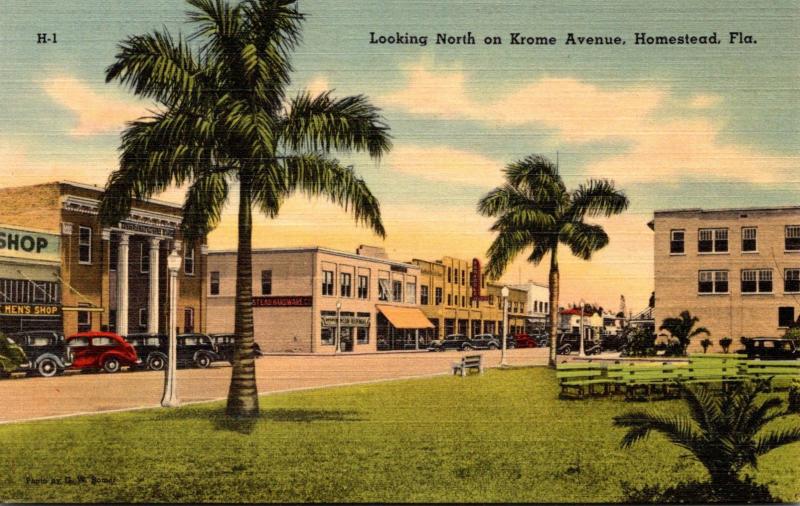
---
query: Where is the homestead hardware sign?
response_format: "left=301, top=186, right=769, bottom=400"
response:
left=0, top=226, right=60, bottom=263
left=252, top=296, right=313, bottom=307
left=0, top=304, right=60, bottom=316
left=321, top=315, right=370, bottom=327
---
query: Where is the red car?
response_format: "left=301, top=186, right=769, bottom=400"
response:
left=65, top=332, right=140, bottom=373
left=513, top=333, right=539, bottom=348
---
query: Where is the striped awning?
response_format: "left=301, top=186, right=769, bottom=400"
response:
left=376, top=305, right=434, bottom=329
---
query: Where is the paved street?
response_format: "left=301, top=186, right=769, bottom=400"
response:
left=0, top=348, right=548, bottom=423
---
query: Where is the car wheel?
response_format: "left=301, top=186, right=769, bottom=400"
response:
left=147, top=354, right=166, bottom=371
left=488, top=343, right=498, bottom=350
left=195, top=354, right=211, bottom=369
left=560, top=345, right=572, bottom=355
left=37, top=358, right=59, bottom=377
left=462, top=344, right=474, bottom=351
left=102, top=357, right=121, bottom=374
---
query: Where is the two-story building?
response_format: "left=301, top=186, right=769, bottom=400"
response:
left=205, top=245, right=433, bottom=353
left=0, top=181, right=207, bottom=336
left=651, top=206, right=800, bottom=351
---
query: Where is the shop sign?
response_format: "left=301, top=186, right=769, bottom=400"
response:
left=321, top=315, right=370, bottom=327
left=0, top=303, right=60, bottom=316
left=119, top=221, right=176, bottom=238
left=0, top=226, right=60, bottom=263
left=470, top=258, right=489, bottom=301
left=252, top=296, right=312, bottom=307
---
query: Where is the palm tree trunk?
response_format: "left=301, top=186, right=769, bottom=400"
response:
left=548, top=245, right=559, bottom=368
left=226, top=173, right=260, bottom=418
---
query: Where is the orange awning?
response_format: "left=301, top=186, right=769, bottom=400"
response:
left=376, top=305, right=434, bottom=329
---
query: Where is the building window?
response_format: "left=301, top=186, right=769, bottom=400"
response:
left=392, top=280, right=403, bottom=302
left=698, top=228, right=728, bottom=253
left=670, top=229, right=685, bottom=254
left=209, top=271, right=220, bottom=295
left=322, top=270, right=334, bottom=296
left=184, top=246, right=194, bottom=275
left=461, top=295, right=465, bottom=307
left=741, top=269, right=772, bottom=294
left=357, top=312, right=370, bottom=344
left=184, top=307, right=194, bottom=332
left=698, top=270, right=728, bottom=294
left=357, top=275, right=369, bottom=299
left=785, top=269, right=800, bottom=293
left=779, top=306, right=795, bottom=327
left=261, top=270, right=272, bottom=295
left=78, top=226, right=92, bottom=264
left=340, top=272, right=352, bottom=298
left=321, top=310, right=336, bottom=345
left=786, top=226, right=800, bottom=251
left=488, top=295, right=495, bottom=306
left=140, top=243, right=149, bottom=273
left=447, top=267, right=452, bottom=283
left=742, top=227, right=757, bottom=252
left=435, top=287, right=442, bottom=305
left=405, top=282, right=416, bottom=304
left=461, top=270, right=465, bottom=285
left=420, top=285, right=429, bottom=305
left=78, top=304, right=91, bottom=332
left=378, top=279, right=390, bottom=301
left=544, top=302, right=549, bottom=313
left=447, top=293, right=452, bottom=306
left=139, top=308, right=147, bottom=328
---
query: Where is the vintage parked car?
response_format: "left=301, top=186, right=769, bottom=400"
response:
left=209, top=333, right=263, bottom=362
left=177, top=333, right=227, bottom=368
left=127, top=332, right=227, bottom=370
left=428, top=333, right=500, bottom=351
left=743, top=338, right=800, bottom=360
left=0, top=333, right=28, bottom=377
left=556, top=333, right=602, bottom=355
left=65, top=332, right=140, bottom=373
left=7, top=330, right=69, bottom=377
left=512, top=333, right=539, bottom=349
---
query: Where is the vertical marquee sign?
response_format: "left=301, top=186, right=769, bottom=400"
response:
left=470, top=258, right=488, bottom=302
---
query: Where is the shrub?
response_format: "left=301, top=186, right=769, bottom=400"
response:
left=659, top=310, right=709, bottom=354
left=700, top=338, right=712, bottom=353
left=783, top=326, right=800, bottom=341
left=621, top=327, right=655, bottom=357
left=790, top=380, right=800, bottom=414
left=719, top=336, right=733, bottom=353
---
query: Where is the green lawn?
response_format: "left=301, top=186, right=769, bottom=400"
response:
left=0, top=367, right=798, bottom=503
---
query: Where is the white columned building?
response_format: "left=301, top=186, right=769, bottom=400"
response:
left=148, top=237, right=161, bottom=333
left=116, top=231, right=131, bottom=336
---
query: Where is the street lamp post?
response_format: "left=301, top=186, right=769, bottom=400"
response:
left=501, top=286, right=509, bottom=367
left=578, top=298, right=586, bottom=358
left=335, top=300, right=342, bottom=354
left=161, top=248, right=182, bottom=407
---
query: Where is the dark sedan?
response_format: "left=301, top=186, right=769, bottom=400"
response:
left=209, top=333, right=263, bottom=362
left=428, top=334, right=500, bottom=351
left=126, top=332, right=225, bottom=370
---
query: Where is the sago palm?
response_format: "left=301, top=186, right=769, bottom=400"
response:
left=614, top=380, right=800, bottom=489
left=659, top=310, right=709, bottom=354
left=97, top=0, right=391, bottom=418
left=478, top=155, right=628, bottom=366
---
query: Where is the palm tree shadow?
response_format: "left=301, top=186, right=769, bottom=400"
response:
left=211, top=408, right=363, bottom=434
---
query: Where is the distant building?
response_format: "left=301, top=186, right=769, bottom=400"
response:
left=650, top=205, right=800, bottom=351
left=509, top=281, right=550, bottom=331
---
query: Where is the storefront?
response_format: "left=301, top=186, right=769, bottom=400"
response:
left=0, top=225, right=62, bottom=335
left=375, top=304, right=435, bottom=350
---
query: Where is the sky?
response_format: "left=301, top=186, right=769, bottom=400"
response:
left=1, top=0, right=798, bottom=312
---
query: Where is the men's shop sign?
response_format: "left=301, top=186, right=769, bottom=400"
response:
left=0, top=226, right=60, bottom=263
left=252, top=296, right=312, bottom=307
left=0, top=304, right=60, bottom=316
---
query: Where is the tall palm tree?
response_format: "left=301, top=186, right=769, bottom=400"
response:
left=478, top=155, right=628, bottom=366
left=614, top=380, right=800, bottom=495
left=659, top=310, right=709, bottom=354
left=97, top=0, right=391, bottom=418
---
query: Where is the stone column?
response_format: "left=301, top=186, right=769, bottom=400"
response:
left=117, top=232, right=130, bottom=336
left=147, top=237, right=161, bottom=333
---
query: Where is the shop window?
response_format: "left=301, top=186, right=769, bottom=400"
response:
left=357, top=275, right=369, bottom=299
left=378, top=279, right=390, bottom=301
left=78, top=304, right=91, bottom=332
left=420, top=285, right=429, bottom=305
left=670, top=229, right=685, bottom=254
left=785, top=269, right=800, bottom=293
left=322, top=270, right=334, bottom=296
left=779, top=306, right=795, bottom=327
left=786, top=226, right=800, bottom=251
left=435, top=287, right=442, bottom=305
left=698, top=270, right=728, bottom=294
left=357, top=312, right=370, bottom=344
left=698, top=228, right=728, bottom=253
left=140, top=243, right=149, bottom=273
left=741, top=269, right=772, bottom=294
left=392, top=280, right=403, bottom=302
left=78, top=226, right=92, bottom=264
left=741, top=227, right=757, bottom=252
left=321, top=310, right=336, bottom=345
left=340, top=272, right=352, bottom=298
left=184, top=307, right=194, bottom=332
left=261, top=270, right=272, bottom=295
left=210, top=271, right=220, bottom=295
left=184, top=246, right=194, bottom=275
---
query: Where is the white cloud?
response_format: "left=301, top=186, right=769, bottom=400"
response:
left=41, top=75, right=150, bottom=136
left=381, top=62, right=797, bottom=185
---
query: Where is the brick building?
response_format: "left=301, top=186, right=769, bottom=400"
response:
left=0, top=181, right=207, bottom=336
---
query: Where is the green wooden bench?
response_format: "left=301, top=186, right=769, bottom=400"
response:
left=740, top=360, right=800, bottom=389
left=617, top=364, right=683, bottom=400
left=556, top=362, right=612, bottom=398
left=452, top=354, right=482, bottom=377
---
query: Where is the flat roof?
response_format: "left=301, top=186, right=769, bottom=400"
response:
left=208, top=246, right=419, bottom=270
left=58, top=181, right=184, bottom=210
left=654, top=204, right=800, bottom=215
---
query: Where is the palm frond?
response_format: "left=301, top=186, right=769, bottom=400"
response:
left=181, top=171, right=230, bottom=242
left=559, top=221, right=609, bottom=260
left=753, top=426, right=800, bottom=456
left=503, top=155, right=566, bottom=210
left=613, top=410, right=702, bottom=451
left=484, top=229, right=535, bottom=279
left=477, top=184, right=536, bottom=218
left=489, top=208, right=556, bottom=234
left=569, top=178, right=629, bottom=219
left=282, top=92, right=392, bottom=159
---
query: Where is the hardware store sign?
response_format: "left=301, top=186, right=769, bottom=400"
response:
left=0, top=226, right=60, bottom=263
